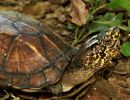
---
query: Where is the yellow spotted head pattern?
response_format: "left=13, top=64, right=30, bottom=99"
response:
left=82, top=27, right=120, bottom=71
left=98, top=27, right=120, bottom=57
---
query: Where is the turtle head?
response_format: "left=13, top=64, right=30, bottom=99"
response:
left=83, top=27, right=120, bottom=57
left=97, top=27, right=120, bottom=57
left=83, top=27, right=120, bottom=49
left=98, top=27, right=120, bottom=46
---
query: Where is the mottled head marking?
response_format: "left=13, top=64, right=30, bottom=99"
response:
left=99, top=27, right=120, bottom=46
left=98, top=27, right=120, bottom=57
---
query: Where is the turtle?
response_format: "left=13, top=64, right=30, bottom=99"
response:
left=0, top=11, right=120, bottom=98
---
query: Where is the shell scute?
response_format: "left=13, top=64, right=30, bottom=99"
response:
left=0, top=11, right=42, bottom=34
left=44, top=66, right=61, bottom=84
left=14, top=21, right=39, bottom=34
left=29, top=73, right=47, bottom=88
left=41, top=35, right=62, bottom=61
left=12, top=74, right=28, bottom=88
left=0, top=33, right=13, bottom=67
left=7, top=35, right=49, bottom=74
left=0, top=11, right=70, bottom=89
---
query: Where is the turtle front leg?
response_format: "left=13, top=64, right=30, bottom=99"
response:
left=52, top=77, right=96, bottom=100
left=47, top=83, right=63, bottom=95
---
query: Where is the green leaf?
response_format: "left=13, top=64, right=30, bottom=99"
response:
left=127, top=19, right=130, bottom=32
left=103, top=13, right=121, bottom=24
left=94, top=13, right=123, bottom=26
left=107, top=0, right=130, bottom=11
left=88, top=13, right=123, bottom=34
left=124, top=19, right=130, bottom=32
left=88, top=22, right=108, bottom=34
left=121, top=42, right=130, bottom=57
left=128, top=19, right=130, bottom=27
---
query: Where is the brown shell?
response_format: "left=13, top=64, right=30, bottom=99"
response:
left=0, top=11, right=72, bottom=89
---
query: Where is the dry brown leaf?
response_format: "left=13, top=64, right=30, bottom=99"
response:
left=70, top=0, right=88, bottom=26
left=24, top=1, right=51, bottom=18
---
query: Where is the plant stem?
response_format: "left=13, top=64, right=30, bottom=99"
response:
left=92, top=4, right=106, bottom=14
left=78, top=28, right=85, bottom=40
left=71, top=27, right=79, bottom=46
left=118, top=25, right=128, bottom=31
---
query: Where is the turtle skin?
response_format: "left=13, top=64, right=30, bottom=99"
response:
left=0, top=11, right=73, bottom=89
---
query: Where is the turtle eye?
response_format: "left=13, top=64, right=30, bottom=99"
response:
left=103, top=37, right=112, bottom=46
